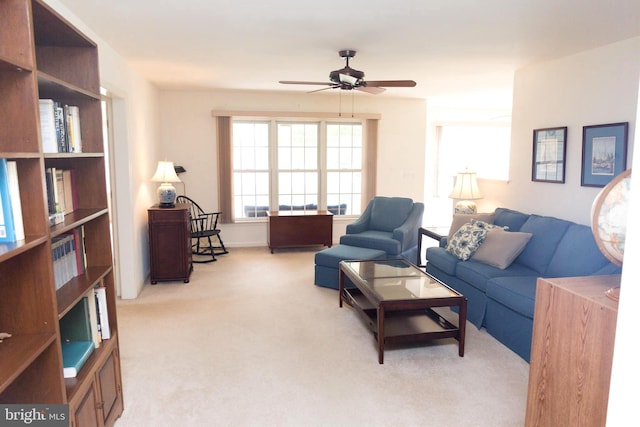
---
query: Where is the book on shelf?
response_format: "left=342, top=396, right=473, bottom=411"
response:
left=54, top=104, right=67, bottom=153
left=59, top=297, right=95, bottom=378
left=61, top=340, right=94, bottom=378
left=67, top=105, right=82, bottom=153
left=39, top=99, right=82, bottom=153
left=45, top=167, right=62, bottom=225
left=55, top=169, right=77, bottom=215
left=94, top=286, right=111, bottom=340
left=69, top=226, right=87, bottom=275
left=45, top=167, right=77, bottom=225
left=39, top=99, right=58, bottom=153
left=0, top=159, right=22, bottom=243
left=85, top=288, right=101, bottom=348
left=6, top=161, right=25, bottom=241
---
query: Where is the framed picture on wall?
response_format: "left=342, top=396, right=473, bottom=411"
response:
left=581, top=122, right=628, bottom=187
left=532, top=127, right=567, bottom=183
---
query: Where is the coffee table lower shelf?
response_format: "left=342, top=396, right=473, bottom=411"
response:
left=342, top=287, right=466, bottom=363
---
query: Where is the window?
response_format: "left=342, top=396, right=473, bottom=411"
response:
left=277, top=123, right=319, bottom=209
left=436, top=124, right=511, bottom=196
left=326, top=123, right=363, bottom=216
left=231, top=119, right=365, bottom=220
left=232, top=122, right=270, bottom=218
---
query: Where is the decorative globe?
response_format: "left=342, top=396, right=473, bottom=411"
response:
left=590, top=169, right=631, bottom=266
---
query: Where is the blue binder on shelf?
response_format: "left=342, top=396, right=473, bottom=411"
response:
left=0, top=159, right=17, bottom=243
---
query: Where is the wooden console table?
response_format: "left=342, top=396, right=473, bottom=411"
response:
left=267, top=210, right=333, bottom=253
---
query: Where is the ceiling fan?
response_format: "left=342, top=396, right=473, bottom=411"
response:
left=279, top=50, right=416, bottom=95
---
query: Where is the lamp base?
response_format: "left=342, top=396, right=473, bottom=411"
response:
left=454, top=200, right=477, bottom=214
left=157, top=183, right=177, bottom=208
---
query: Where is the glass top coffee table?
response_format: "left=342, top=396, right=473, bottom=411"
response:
left=339, top=258, right=467, bottom=364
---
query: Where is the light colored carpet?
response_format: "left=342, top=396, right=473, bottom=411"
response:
left=114, top=247, right=529, bottom=427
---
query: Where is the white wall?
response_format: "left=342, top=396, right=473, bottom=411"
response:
left=479, top=37, right=639, bottom=225
left=44, top=0, right=161, bottom=299
left=157, top=89, right=427, bottom=246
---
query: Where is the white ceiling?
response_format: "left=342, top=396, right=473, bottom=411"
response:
left=57, top=0, right=640, bottom=108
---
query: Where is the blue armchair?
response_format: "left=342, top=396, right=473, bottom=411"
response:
left=339, top=196, right=424, bottom=261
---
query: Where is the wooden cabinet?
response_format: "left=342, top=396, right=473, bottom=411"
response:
left=0, top=1, right=123, bottom=424
left=525, top=275, right=620, bottom=427
left=148, top=204, right=192, bottom=283
left=70, top=343, right=122, bottom=427
left=267, top=210, right=333, bottom=253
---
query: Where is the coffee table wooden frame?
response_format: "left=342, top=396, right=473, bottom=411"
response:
left=339, top=259, right=467, bottom=364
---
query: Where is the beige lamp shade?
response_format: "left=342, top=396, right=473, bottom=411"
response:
left=449, top=170, right=482, bottom=214
left=151, top=161, right=181, bottom=183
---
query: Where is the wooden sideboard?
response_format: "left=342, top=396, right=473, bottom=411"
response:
left=525, top=275, right=620, bottom=427
left=267, top=210, right=333, bottom=253
left=148, top=204, right=193, bottom=283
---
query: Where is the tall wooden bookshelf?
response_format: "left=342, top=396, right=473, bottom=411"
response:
left=0, top=1, right=123, bottom=425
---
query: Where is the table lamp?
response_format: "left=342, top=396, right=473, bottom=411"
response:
left=151, top=161, right=181, bottom=208
left=449, top=169, right=482, bottom=214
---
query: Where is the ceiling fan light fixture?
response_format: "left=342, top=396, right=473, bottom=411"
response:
left=339, top=73, right=359, bottom=85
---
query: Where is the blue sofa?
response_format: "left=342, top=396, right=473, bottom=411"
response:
left=425, top=207, right=621, bottom=361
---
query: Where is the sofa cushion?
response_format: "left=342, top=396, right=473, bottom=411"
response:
left=425, top=246, right=459, bottom=276
left=369, top=197, right=414, bottom=232
left=545, top=223, right=611, bottom=277
left=493, top=208, right=530, bottom=232
left=471, top=229, right=533, bottom=269
left=515, top=215, right=570, bottom=274
left=447, top=212, right=495, bottom=242
left=315, top=245, right=387, bottom=269
left=485, top=276, right=538, bottom=319
left=456, top=260, right=539, bottom=293
left=446, top=222, right=488, bottom=261
left=340, top=230, right=401, bottom=255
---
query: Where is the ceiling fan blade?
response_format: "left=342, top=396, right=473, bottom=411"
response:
left=357, top=86, right=385, bottom=95
left=308, top=85, right=338, bottom=93
left=364, top=80, right=417, bottom=88
left=279, top=80, right=334, bottom=86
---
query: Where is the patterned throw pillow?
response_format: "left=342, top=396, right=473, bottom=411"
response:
left=446, top=222, right=489, bottom=261
left=470, top=219, right=509, bottom=232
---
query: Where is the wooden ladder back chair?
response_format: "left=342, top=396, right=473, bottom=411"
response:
left=176, top=195, right=229, bottom=263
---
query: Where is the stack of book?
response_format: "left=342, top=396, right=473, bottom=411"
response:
left=59, top=283, right=111, bottom=378
left=60, top=297, right=94, bottom=378
left=39, top=99, right=82, bottom=153
left=0, top=159, right=25, bottom=243
left=52, top=228, right=86, bottom=290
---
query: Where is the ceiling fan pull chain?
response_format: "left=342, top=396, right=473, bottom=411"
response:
left=351, top=90, right=355, bottom=118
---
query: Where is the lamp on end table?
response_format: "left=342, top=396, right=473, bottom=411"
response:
left=449, top=169, right=482, bottom=214
left=152, top=161, right=181, bottom=208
